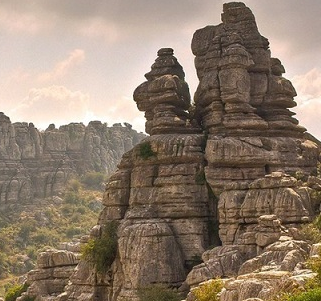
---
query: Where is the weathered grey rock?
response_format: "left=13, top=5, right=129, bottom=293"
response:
left=186, top=246, right=244, bottom=287
left=134, top=48, right=201, bottom=135
left=29, top=2, right=321, bottom=301
left=0, top=113, right=145, bottom=211
left=220, top=271, right=293, bottom=301
left=239, top=239, right=310, bottom=275
left=37, top=249, right=79, bottom=269
left=255, top=215, right=282, bottom=247
left=22, top=249, right=80, bottom=301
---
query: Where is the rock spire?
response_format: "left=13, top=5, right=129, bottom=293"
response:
left=20, top=3, right=321, bottom=301
left=134, top=48, right=200, bottom=135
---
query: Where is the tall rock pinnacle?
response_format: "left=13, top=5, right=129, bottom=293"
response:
left=21, top=3, right=321, bottom=301
left=134, top=48, right=200, bottom=135
left=192, top=2, right=303, bottom=137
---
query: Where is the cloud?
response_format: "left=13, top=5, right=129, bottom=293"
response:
left=0, top=4, right=52, bottom=34
left=292, top=68, right=321, bottom=101
left=0, top=49, right=86, bottom=114
left=0, top=0, right=220, bottom=41
left=37, top=49, right=85, bottom=82
left=243, top=0, right=321, bottom=53
left=1, top=49, right=85, bottom=88
left=294, top=97, right=321, bottom=139
left=291, top=68, right=321, bottom=139
left=11, top=86, right=90, bottom=129
left=87, top=95, right=146, bottom=132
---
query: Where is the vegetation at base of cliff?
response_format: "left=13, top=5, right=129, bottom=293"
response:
left=269, top=288, right=321, bottom=301
left=80, top=172, right=106, bottom=190
left=4, top=282, right=31, bottom=301
left=138, top=142, right=156, bottom=160
left=0, top=174, right=103, bottom=293
left=191, top=279, right=223, bottom=301
left=137, top=284, right=180, bottom=301
left=81, top=221, right=118, bottom=273
left=300, top=214, right=321, bottom=244
left=287, top=288, right=321, bottom=301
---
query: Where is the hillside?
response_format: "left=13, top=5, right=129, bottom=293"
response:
left=0, top=176, right=102, bottom=294
left=0, top=115, right=144, bottom=297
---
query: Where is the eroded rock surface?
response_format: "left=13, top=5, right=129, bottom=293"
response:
left=22, top=2, right=321, bottom=301
left=0, top=114, right=144, bottom=211
left=19, top=249, right=80, bottom=301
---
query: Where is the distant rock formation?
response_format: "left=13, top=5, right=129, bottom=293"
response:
left=0, top=112, right=145, bottom=210
left=21, top=2, right=321, bottom=301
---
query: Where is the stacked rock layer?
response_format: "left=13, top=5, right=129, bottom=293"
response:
left=22, top=2, right=321, bottom=301
left=0, top=114, right=144, bottom=211
left=192, top=2, right=319, bottom=249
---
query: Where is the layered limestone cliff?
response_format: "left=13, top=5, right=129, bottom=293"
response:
left=0, top=113, right=144, bottom=211
left=22, top=2, right=321, bottom=301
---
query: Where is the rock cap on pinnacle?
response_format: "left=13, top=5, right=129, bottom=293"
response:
left=145, top=48, right=185, bottom=81
left=157, top=48, right=174, bottom=56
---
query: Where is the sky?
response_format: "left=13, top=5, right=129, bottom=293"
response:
left=0, top=0, right=320, bottom=138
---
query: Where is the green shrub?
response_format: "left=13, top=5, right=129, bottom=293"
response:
left=81, top=221, right=118, bottom=273
left=299, top=214, right=321, bottom=244
left=31, top=228, right=60, bottom=246
left=81, top=172, right=105, bottom=189
left=66, top=226, right=82, bottom=238
left=4, top=283, right=28, bottom=301
left=18, top=220, right=36, bottom=242
left=0, top=252, right=9, bottom=278
left=138, top=142, right=156, bottom=160
left=300, top=224, right=321, bottom=244
left=313, top=214, right=321, bottom=230
left=26, top=246, right=37, bottom=260
left=288, top=288, right=321, bottom=301
left=67, top=178, right=81, bottom=193
left=307, top=250, right=321, bottom=287
left=64, top=191, right=81, bottom=204
left=192, top=279, right=223, bottom=301
left=137, top=284, right=180, bottom=301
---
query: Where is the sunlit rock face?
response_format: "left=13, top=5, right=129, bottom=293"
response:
left=22, top=2, right=321, bottom=301
left=0, top=113, right=144, bottom=210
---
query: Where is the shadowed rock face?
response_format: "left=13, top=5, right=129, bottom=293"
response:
left=0, top=113, right=145, bottom=210
left=22, top=2, right=321, bottom=301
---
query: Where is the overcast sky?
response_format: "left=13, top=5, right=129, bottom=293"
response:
left=0, top=0, right=320, bottom=138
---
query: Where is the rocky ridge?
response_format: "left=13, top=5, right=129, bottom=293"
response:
left=21, top=2, right=321, bottom=301
left=0, top=114, right=144, bottom=212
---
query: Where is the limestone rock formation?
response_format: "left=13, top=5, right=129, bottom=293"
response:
left=19, top=248, right=80, bottom=301
left=0, top=114, right=144, bottom=211
left=58, top=49, right=213, bottom=301
left=21, top=2, right=321, bottom=301
left=134, top=48, right=200, bottom=135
